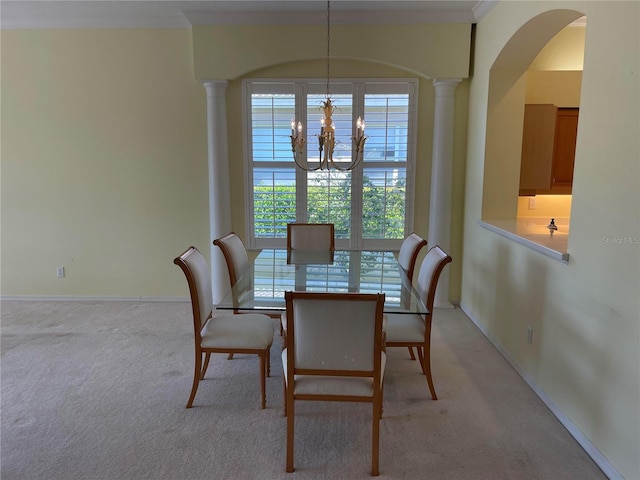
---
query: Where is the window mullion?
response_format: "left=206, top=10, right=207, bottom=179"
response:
left=351, top=83, right=365, bottom=249
left=295, top=83, right=308, bottom=222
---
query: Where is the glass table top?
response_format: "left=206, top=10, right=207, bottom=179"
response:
left=217, top=249, right=428, bottom=315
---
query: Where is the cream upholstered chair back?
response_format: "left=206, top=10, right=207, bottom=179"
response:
left=290, top=294, right=380, bottom=372
left=396, top=233, right=427, bottom=360
left=415, top=245, right=453, bottom=313
left=282, top=291, right=386, bottom=475
left=286, top=223, right=335, bottom=251
left=214, top=232, right=250, bottom=286
left=215, top=231, right=284, bottom=321
left=175, top=246, right=213, bottom=334
left=174, top=245, right=274, bottom=409
left=397, top=233, right=427, bottom=282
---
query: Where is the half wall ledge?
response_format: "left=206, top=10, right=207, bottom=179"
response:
left=478, top=219, right=570, bottom=263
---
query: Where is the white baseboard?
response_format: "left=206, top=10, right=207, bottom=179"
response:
left=1, top=295, right=189, bottom=303
left=459, top=302, right=622, bottom=480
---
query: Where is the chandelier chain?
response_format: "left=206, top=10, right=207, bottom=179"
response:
left=326, top=0, right=331, bottom=99
left=289, top=0, right=366, bottom=171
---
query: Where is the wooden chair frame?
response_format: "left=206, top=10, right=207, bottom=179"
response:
left=385, top=245, right=452, bottom=400
left=283, top=291, right=385, bottom=476
left=214, top=232, right=282, bottom=321
left=398, top=232, right=427, bottom=283
left=397, top=232, right=427, bottom=360
left=213, top=232, right=249, bottom=288
left=174, top=246, right=273, bottom=409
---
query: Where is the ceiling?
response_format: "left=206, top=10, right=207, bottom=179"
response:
left=1, top=1, right=497, bottom=29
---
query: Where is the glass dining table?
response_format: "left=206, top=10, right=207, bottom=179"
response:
left=216, top=249, right=428, bottom=315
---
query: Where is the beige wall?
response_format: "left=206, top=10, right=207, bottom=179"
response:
left=192, top=23, right=471, bottom=80
left=517, top=195, right=572, bottom=218
left=525, top=70, right=582, bottom=105
left=463, top=2, right=639, bottom=479
left=529, top=24, right=586, bottom=71
left=1, top=29, right=210, bottom=297
left=1, top=22, right=472, bottom=303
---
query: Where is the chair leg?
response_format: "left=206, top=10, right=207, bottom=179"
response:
left=186, top=350, right=203, bottom=408
left=372, top=400, right=381, bottom=476
left=200, top=352, right=211, bottom=380
left=285, top=393, right=294, bottom=472
left=260, top=351, right=267, bottom=409
left=227, top=353, right=234, bottom=360
left=408, top=347, right=416, bottom=360
left=267, top=346, right=271, bottom=377
left=416, top=347, right=426, bottom=374
left=282, top=377, right=287, bottom=417
left=417, top=346, right=437, bottom=400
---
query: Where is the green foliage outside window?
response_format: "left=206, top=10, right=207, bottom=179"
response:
left=362, top=176, right=406, bottom=239
left=253, top=172, right=405, bottom=240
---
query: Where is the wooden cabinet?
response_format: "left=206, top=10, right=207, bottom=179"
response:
left=519, top=104, right=578, bottom=195
left=519, top=104, right=556, bottom=195
left=551, top=108, right=579, bottom=188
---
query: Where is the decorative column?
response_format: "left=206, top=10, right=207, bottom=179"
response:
left=428, top=78, right=461, bottom=307
left=203, top=80, right=232, bottom=304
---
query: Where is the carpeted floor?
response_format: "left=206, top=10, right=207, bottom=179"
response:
left=1, top=301, right=606, bottom=479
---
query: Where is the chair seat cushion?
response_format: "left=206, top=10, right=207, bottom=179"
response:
left=384, top=313, right=425, bottom=343
left=282, top=349, right=386, bottom=397
left=237, top=308, right=281, bottom=318
left=201, top=313, right=274, bottom=349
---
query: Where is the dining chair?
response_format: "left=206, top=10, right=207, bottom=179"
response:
left=282, top=291, right=386, bottom=476
left=286, top=223, right=335, bottom=251
left=214, top=232, right=283, bottom=340
left=398, top=232, right=427, bottom=283
left=174, top=246, right=274, bottom=409
left=282, top=223, right=336, bottom=341
left=384, top=245, right=452, bottom=400
left=213, top=232, right=250, bottom=288
left=397, top=232, right=427, bottom=360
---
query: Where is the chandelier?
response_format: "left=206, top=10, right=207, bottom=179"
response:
left=290, top=0, right=367, bottom=171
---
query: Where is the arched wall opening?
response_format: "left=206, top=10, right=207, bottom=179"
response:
left=481, top=9, right=586, bottom=223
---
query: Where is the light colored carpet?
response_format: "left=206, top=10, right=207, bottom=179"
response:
left=1, top=301, right=606, bottom=480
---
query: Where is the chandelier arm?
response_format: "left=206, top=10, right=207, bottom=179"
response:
left=328, top=155, right=363, bottom=171
left=329, top=159, right=361, bottom=172
left=293, top=153, right=323, bottom=172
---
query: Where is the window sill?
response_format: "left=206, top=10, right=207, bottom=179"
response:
left=479, top=218, right=570, bottom=263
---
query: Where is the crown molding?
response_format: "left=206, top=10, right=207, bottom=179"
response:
left=1, top=1, right=498, bottom=30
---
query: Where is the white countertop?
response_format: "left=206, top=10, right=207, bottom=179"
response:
left=479, top=217, right=569, bottom=263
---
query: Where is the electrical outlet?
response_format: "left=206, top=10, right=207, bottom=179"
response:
left=527, top=326, right=533, bottom=345
left=56, top=267, right=65, bottom=278
left=528, top=197, right=536, bottom=210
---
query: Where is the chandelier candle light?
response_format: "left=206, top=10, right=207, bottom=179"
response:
left=290, top=0, right=367, bottom=171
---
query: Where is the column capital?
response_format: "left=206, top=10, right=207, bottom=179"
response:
left=202, top=80, right=229, bottom=96
left=432, top=78, right=462, bottom=96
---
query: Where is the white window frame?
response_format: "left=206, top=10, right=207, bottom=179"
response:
left=243, top=78, right=418, bottom=251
